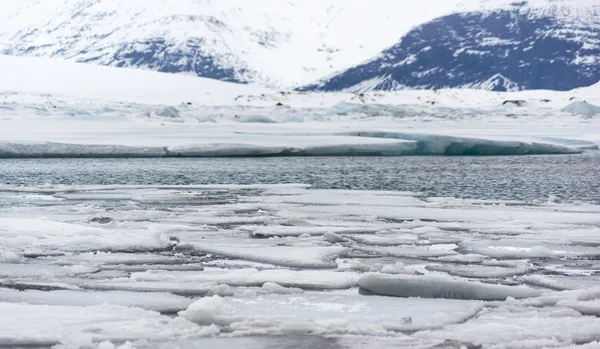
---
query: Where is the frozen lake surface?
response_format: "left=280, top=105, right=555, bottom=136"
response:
left=1, top=153, right=599, bottom=203
left=0, top=157, right=599, bottom=348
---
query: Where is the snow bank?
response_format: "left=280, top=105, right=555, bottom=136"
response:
left=0, top=55, right=260, bottom=105
left=359, top=274, right=543, bottom=300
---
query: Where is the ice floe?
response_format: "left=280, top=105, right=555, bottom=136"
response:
left=0, top=184, right=598, bottom=347
left=359, top=274, right=543, bottom=300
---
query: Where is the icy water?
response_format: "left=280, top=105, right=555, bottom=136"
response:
left=0, top=152, right=599, bottom=203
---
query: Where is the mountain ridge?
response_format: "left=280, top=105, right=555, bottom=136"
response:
left=306, top=0, right=600, bottom=92
left=0, top=0, right=461, bottom=88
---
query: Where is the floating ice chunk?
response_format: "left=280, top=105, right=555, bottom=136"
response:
left=60, top=332, right=93, bottom=348
left=0, top=289, right=192, bottom=313
left=0, top=218, right=172, bottom=253
left=261, top=282, right=303, bottom=295
left=359, top=274, right=543, bottom=300
left=351, top=260, right=375, bottom=273
left=238, top=115, right=277, bottom=123
left=98, top=341, right=115, bottom=349
left=465, top=243, right=600, bottom=259
left=561, top=101, right=600, bottom=116
left=577, top=287, right=600, bottom=302
left=91, top=268, right=359, bottom=292
left=348, top=234, right=419, bottom=246
left=155, top=106, right=180, bottom=119
left=425, top=264, right=534, bottom=278
left=323, top=232, right=347, bottom=243
left=548, top=194, right=565, bottom=204
left=414, top=304, right=600, bottom=348
left=0, top=302, right=204, bottom=346
left=356, top=245, right=457, bottom=258
left=207, top=285, right=235, bottom=297
left=381, top=262, right=406, bottom=275
left=429, top=254, right=488, bottom=264
left=557, top=300, right=600, bottom=316
left=193, top=244, right=345, bottom=269
left=179, top=295, right=230, bottom=327
left=0, top=250, right=23, bottom=263
left=179, top=290, right=483, bottom=335
left=523, top=275, right=573, bottom=291
left=0, top=263, right=98, bottom=279
left=83, top=281, right=216, bottom=297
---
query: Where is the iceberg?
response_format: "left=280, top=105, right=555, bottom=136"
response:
left=0, top=131, right=587, bottom=158
left=341, top=131, right=582, bottom=155
left=359, top=274, right=543, bottom=300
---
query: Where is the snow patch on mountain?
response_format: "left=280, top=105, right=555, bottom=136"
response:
left=0, top=0, right=463, bottom=88
left=307, top=0, right=600, bottom=92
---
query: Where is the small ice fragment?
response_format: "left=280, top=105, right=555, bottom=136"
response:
left=117, top=342, right=135, bottom=349
left=60, top=332, right=93, bottom=348
left=0, top=250, right=23, bottom=263
left=381, top=266, right=400, bottom=275
left=323, top=232, right=346, bottom=243
left=207, top=284, right=235, bottom=297
left=261, top=282, right=303, bottom=295
left=280, top=320, right=317, bottom=334
left=62, top=265, right=98, bottom=274
left=381, top=262, right=406, bottom=275
left=548, top=195, right=564, bottom=204
left=351, top=260, right=372, bottom=272
left=179, top=295, right=228, bottom=326
left=359, top=274, right=542, bottom=300
left=98, top=341, right=115, bottom=349
left=155, top=106, right=180, bottom=119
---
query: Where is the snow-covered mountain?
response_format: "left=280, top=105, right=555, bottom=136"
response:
left=306, top=0, right=600, bottom=92
left=0, top=0, right=461, bottom=88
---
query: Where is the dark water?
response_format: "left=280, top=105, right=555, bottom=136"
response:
left=0, top=153, right=598, bottom=203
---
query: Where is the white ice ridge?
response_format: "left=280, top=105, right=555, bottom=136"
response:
left=0, top=132, right=585, bottom=158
